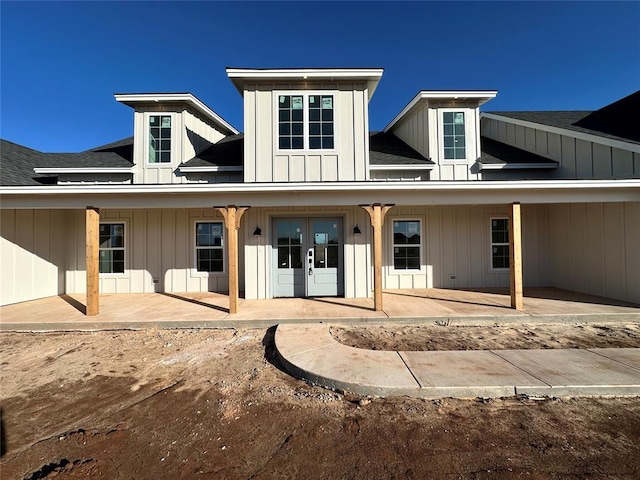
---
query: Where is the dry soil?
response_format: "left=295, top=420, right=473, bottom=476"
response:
left=1, top=323, right=639, bottom=479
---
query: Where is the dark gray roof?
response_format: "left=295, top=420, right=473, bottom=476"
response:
left=369, top=132, right=432, bottom=166
left=480, top=137, right=558, bottom=166
left=0, top=139, right=54, bottom=186
left=1, top=137, right=134, bottom=186
left=182, top=134, right=244, bottom=168
left=488, top=90, right=640, bottom=145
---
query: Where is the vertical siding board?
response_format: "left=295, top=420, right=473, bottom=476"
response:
left=575, top=139, right=593, bottom=178
left=592, top=143, right=613, bottom=178
left=569, top=204, right=587, bottom=293
left=0, top=210, right=16, bottom=304
left=611, top=148, right=633, bottom=177
left=603, top=203, right=625, bottom=299
left=560, top=135, right=577, bottom=178
left=624, top=202, right=640, bottom=304
left=584, top=204, right=605, bottom=295
left=455, top=208, right=469, bottom=287
left=161, top=210, right=175, bottom=292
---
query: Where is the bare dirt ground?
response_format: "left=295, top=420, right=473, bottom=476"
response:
left=1, top=323, right=639, bottom=479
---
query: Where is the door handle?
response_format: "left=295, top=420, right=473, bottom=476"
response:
left=308, top=267, right=313, bottom=275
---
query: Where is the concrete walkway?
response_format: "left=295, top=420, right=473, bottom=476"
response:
left=275, top=323, right=640, bottom=399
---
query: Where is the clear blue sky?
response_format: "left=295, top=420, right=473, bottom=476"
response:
left=2, top=1, right=639, bottom=152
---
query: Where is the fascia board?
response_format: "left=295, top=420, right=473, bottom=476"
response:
left=384, top=90, right=498, bottom=132
left=179, top=166, right=243, bottom=173
left=369, top=165, right=435, bottom=170
left=114, top=93, right=239, bottom=135
left=33, top=167, right=134, bottom=174
left=481, top=113, right=640, bottom=154
left=3, top=179, right=639, bottom=196
left=226, top=68, right=384, bottom=99
left=479, top=163, right=559, bottom=170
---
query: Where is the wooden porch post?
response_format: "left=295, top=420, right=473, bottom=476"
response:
left=86, top=206, right=100, bottom=316
left=509, top=202, right=523, bottom=310
left=361, top=204, right=394, bottom=311
left=216, top=205, right=249, bottom=314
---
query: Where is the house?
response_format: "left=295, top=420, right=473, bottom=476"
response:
left=1, top=68, right=639, bottom=316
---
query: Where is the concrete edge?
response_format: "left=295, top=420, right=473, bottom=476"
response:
left=2, top=312, right=638, bottom=333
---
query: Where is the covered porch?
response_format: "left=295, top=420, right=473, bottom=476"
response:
left=1, top=288, right=638, bottom=331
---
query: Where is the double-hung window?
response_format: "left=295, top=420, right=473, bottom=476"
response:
left=99, top=223, right=125, bottom=274
left=392, top=220, right=421, bottom=270
left=195, top=222, right=224, bottom=273
left=490, top=218, right=509, bottom=269
left=278, top=94, right=334, bottom=150
left=443, top=111, right=466, bottom=160
left=149, top=115, right=172, bottom=163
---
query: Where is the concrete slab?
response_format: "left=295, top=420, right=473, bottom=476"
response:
left=400, top=350, right=548, bottom=398
left=493, top=349, right=640, bottom=397
left=274, top=323, right=335, bottom=358
left=589, top=348, right=640, bottom=372
left=277, top=342, right=420, bottom=397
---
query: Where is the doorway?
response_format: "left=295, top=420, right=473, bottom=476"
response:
left=272, top=217, right=344, bottom=297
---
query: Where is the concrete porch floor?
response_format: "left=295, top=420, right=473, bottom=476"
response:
left=1, top=288, right=639, bottom=331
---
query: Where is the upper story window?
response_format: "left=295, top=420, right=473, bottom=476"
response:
left=278, top=94, right=334, bottom=150
left=443, top=111, right=466, bottom=160
left=149, top=115, right=172, bottom=163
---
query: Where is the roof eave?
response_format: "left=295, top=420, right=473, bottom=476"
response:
left=114, top=93, right=239, bottom=135
left=225, top=67, right=385, bottom=99
left=384, top=90, right=498, bottom=132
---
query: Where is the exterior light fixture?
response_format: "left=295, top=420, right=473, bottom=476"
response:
left=353, top=225, right=362, bottom=236
left=253, top=226, right=262, bottom=236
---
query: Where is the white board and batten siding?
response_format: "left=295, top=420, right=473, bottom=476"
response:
left=549, top=202, right=640, bottom=304
left=243, top=83, right=369, bottom=182
left=65, top=209, right=238, bottom=295
left=391, top=101, right=481, bottom=181
left=1, top=209, right=67, bottom=305
left=383, top=205, right=550, bottom=291
left=132, top=106, right=227, bottom=184
left=481, top=117, right=640, bottom=179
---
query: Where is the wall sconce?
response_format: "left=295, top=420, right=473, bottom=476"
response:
left=352, top=224, right=362, bottom=236
left=253, top=226, right=262, bottom=236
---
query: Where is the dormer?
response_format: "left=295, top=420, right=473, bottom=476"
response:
left=226, top=67, right=384, bottom=182
left=115, top=93, right=239, bottom=184
left=384, top=91, right=496, bottom=180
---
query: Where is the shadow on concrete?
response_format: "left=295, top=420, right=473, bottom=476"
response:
left=383, top=290, right=512, bottom=310
left=60, top=294, right=86, bottom=315
left=160, top=292, right=229, bottom=314
left=307, top=296, right=376, bottom=313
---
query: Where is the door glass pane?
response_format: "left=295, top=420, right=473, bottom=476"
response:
left=278, top=246, right=289, bottom=268
left=291, top=246, right=302, bottom=269
left=326, top=245, right=338, bottom=268
left=314, top=244, right=325, bottom=269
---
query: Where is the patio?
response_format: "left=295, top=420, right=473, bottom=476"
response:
left=1, top=288, right=639, bottom=331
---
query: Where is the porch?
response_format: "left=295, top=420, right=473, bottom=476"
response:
left=1, top=288, right=638, bottom=331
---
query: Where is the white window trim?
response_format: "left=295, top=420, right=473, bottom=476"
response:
left=99, top=220, right=128, bottom=277
left=145, top=112, right=177, bottom=165
left=273, top=90, right=338, bottom=153
left=388, top=217, right=426, bottom=274
left=489, top=216, right=510, bottom=272
left=192, top=219, right=226, bottom=276
left=439, top=108, right=470, bottom=163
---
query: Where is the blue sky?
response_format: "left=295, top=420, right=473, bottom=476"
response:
left=2, top=1, right=639, bottom=152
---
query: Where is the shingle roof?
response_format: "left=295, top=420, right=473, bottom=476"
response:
left=369, top=132, right=432, bottom=166
left=182, top=134, right=244, bottom=168
left=488, top=90, right=640, bottom=145
left=479, top=137, right=558, bottom=166
left=1, top=137, right=134, bottom=186
left=0, top=139, right=54, bottom=186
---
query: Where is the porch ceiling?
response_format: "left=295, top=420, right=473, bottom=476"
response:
left=1, top=180, right=638, bottom=209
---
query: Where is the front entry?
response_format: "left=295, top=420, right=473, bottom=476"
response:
left=273, top=217, right=344, bottom=297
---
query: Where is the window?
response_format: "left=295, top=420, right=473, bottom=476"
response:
left=392, top=220, right=421, bottom=270
left=443, top=111, right=466, bottom=159
left=149, top=115, right=172, bottom=163
left=491, top=218, right=509, bottom=269
left=276, top=220, right=303, bottom=269
left=99, top=223, right=125, bottom=274
left=278, top=94, right=334, bottom=150
left=195, top=222, right=224, bottom=272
